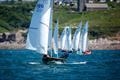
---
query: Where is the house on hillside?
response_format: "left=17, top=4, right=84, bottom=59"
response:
left=85, top=3, right=108, bottom=11
left=54, top=0, right=73, bottom=6
left=0, top=0, right=36, bottom=3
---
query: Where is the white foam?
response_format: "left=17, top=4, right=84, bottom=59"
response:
left=65, top=61, right=87, bottom=64
left=28, top=62, right=40, bottom=65
left=54, top=61, right=64, bottom=64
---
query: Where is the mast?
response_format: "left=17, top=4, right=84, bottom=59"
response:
left=53, top=19, right=59, bottom=57
left=48, top=0, right=53, bottom=56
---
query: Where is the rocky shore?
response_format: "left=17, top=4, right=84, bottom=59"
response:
left=0, top=38, right=120, bottom=50
left=0, top=30, right=120, bottom=50
left=89, top=38, right=120, bottom=50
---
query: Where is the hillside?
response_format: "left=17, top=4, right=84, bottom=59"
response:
left=0, top=2, right=120, bottom=39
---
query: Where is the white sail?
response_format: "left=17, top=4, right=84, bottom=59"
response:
left=66, top=27, right=72, bottom=51
left=78, top=22, right=82, bottom=50
left=72, top=22, right=82, bottom=51
left=81, top=21, right=89, bottom=52
left=26, top=0, right=52, bottom=54
left=53, top=19, right=59, bottom=54
left=60, top=27, right=67, bottom=50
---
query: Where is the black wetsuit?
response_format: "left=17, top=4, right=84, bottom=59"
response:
left=42, top=56, right=49, bottom=64
left=60, top=53, right=69, bottom=59
left=42, top=55, right=53, bottom=64
left=42, top=55, right=65, bottom=64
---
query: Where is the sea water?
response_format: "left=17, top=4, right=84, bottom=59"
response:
left=0, top=50, right=120, bottom=80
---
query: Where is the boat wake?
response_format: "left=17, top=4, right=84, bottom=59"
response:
left=52, top=61, right=87, bottom=65
left=28, top=61, right=87, bottom=65
left=28, top=62, right=41, bottom=65
left=65, top=61, right=87, bottom=64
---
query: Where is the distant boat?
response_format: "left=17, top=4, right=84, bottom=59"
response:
left=72, top=22, right=82, bottom=52
left=81, top=21, right=91, bottom=55
left=66, top=27, right=72, bottom=51
left=59, top=26, right=72, bottom=51
left=59, top=27, right=67, bottom=51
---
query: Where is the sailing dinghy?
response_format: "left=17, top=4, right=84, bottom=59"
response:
left=72, top=22, right=82, bottom=52
left=81, top=21, right=91, bottom=55
left=26, top=0, right=64, bottom=64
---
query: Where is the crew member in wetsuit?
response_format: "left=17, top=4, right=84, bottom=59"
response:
left=42, top=54, right=65, bottom=64
left=60, top=51, right=69, bottom=59
left=42, top=54, right=51, bottom=64
left=83, top=50, right=91, bottom=55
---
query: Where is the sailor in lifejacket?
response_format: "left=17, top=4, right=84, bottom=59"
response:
left=83, top=50, right=91, bottom=55
left=42, top=54, right=65, bottom=64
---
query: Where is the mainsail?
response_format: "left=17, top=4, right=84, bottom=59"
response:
left=81, top=21, right=89, bottom=52
left=26, top=0, right=52, bottom=54
left=72, top=22, right=82, bottom=51
left=60, top=27, right=67, bottom=50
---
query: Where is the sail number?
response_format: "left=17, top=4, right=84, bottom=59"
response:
left=37, top=4, right=44, bottom=9
left=36, top=4, right=44, bottom=12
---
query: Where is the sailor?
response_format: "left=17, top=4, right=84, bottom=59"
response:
left=42, top=54, right=65, bottom=64
left=83, top=50, right=91, bottom=55
left=60, top=51, right=69, bottom=59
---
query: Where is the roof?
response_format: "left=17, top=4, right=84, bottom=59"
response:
left=86, top=3, right=108, bottom=8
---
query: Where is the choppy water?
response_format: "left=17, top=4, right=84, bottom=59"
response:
left=0, top=50, right=120, bottom=80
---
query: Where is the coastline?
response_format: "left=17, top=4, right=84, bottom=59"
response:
left=89, top=38, right=120, bottom=50
left=0, top=38, right=120, bottom=50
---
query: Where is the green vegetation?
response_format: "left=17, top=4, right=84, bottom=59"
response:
left=0, top=2, right=36, bottom=32
left=54, top=2, right=120, bottom=39
left=0, top=2, right=120, bottom=39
